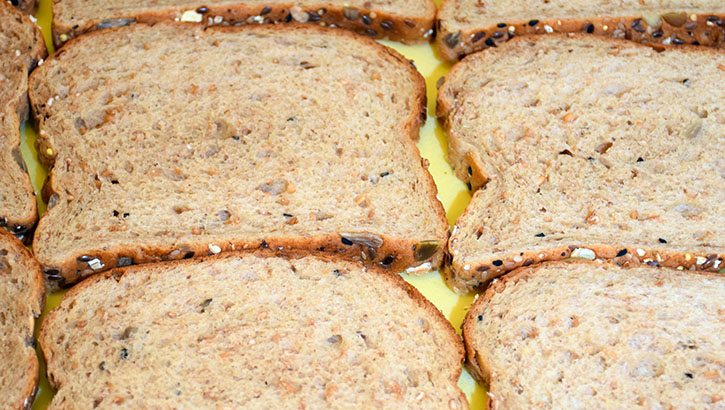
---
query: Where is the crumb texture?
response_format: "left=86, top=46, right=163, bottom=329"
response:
left=440, top=35, right=725, bottom=291
left=30, top=23, right=447, bottom=284
left=0, top=1, right=45, bottom=240
left=0, top=231, right=45, bottom=409
left=41, top=253, right=467, bottom=409
left=464, top=262, right=725, bottom=410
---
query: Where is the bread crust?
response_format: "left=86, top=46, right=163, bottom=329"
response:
left=52, top=1, right=436, bottom=47
left=30, top=23, right=448, bottom=286
left=461, top=261, right=725, bottom=409
left=1, top=1, right=47, bottom=243
left=0, top=230, right=45, bottom=410
left=438, top=34, right=725, bottom=293
left=40, top=249, right=468, bottom=408
left=435, top=11, right=725, bottom=61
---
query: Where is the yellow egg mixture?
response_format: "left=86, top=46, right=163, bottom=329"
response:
left=24, top=0, right=486, bottom=407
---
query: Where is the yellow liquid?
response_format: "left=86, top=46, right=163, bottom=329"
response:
left=25, top=2, right=486, bottom=407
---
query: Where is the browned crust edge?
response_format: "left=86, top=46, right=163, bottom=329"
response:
left=437, top=34, right=725, bottom=293
left=1, top=1, right=47, bottom=243
left=460, top=260, right=725, bottom=408
left=51, top=1, right=437, bottom=47
left=29, top=22, right=449, bottom=287
left=435, top=11, right=725, bottom=61
left=0, top=230, right=46, bottom=409
left=40, top=249, right=468, bottom=407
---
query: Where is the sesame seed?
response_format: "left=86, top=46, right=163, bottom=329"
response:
left=636, top=249, right=645, bottom=257
left=208, top=244, right=221, bottom=254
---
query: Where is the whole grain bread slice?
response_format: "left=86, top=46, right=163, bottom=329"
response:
left=463, top=261, right=725, bottom=409
left=51, top=0, right=436, bottom=46
left=40, top=251, right=468, bottom=409
left=435, top=0, right=725, bottom=61
left=0, top=230, right=45, bottom=410
left=8, top=0, right=37, bottom=14
left=1, top=1, right=46, bottom=243
left=438, top=35, right=724, bottom=293
left=29, top=23, right=448, bottom=286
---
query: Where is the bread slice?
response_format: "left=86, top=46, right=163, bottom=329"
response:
left=29, top=23, right=448, bottom=286
left=51, top=0, right=436, bottom=46
left=8, top=0, right=37, bottom=14
left=40, top=251, right=467, bottom=409
left=438, top=35, right=725, bottom=293
left=435, top=0, right=725, bottom=60
left=0, top=230, right=45, bottom=409
left=1, top=1, right=46, bottom=243
left=463, top=261, right=725, bottom=409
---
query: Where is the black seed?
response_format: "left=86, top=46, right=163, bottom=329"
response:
left=122, top=213, right=130, bottom=218
left=561, top=252, right=566, bottom=257
left=616, top=249, right=627, bottom=257
left=497, top=23, right=506, bottom=28
left=99, top=361, right=106, bottom=371
left=0, top=216, right=6, bottom=227
left=232, top=135, right=240, bottom=140
left=43, top=268, right=62, bottom=279
left=467, top=166, right=473, bottom=175
left=76, top=255, right=94, bottom=262
left=492, top=31, right=504, bottom=39
left=472, top=31, right=486, bottom=43
left=183, top=251, right=195, bottom=259
left=341, top=237, right=353, bottom=246
left=120, top=348, right=128, bottom=359
left=196, top=6, right=209, bottom=13
left=364, top=29, right=377, bottom=36
left=658, top=238, right=668, bottom=244
left=492, top=260, right=503, bottom=266
left=523, top=259, right=534, bottom=266
left=444, top=31, right=461, bottom=48
left=672, top=37, right=685, bottom=45
left=535, top=233, right=545, bottom=237
left=308, top=11, right=320, bottom=21
left=382, top=255, right=395, bottom=265
left=559, top=149, right=573, bottom=156
left=685, top=373, right=693, bottom=379
left=477, top=315, right=483, bottom=322
left=332, top=269, right=341, bottom=277
left=113, top=210, right=119, bottom=217
left=485, top=38, right=495, bottom=47
left=637, top=157, right=644, bottom=162
left=632, top=18, right=645, bottom=33
left=652, top=30, right=663, bottom=38
left=691, top=41, right=700, bottom=45
left=362, top=15, right=371, bottom=25
left=404, top=19, right=416, bottom=27
left=466, top=182, right=472, bottom=190
left=587, top=156, right=595, bottom=161
left=586, top=23, right=595, bottom=33
left=380, top=171, right=390, bottom=177
left=380, top=20, right=393, bottom=31
left=117, top=257, right=133, bottom=267
left=285, top=13, right=292, bottom=22
left=283, top=213, right=293, bottom=218
left=528, top=19, right=539, bottom=26
left=260, top=6, right=271, bottom=15
left=260, top=240, right=269, bottom=249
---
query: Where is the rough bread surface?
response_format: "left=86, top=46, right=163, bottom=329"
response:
left=0, top=1, right=46, bottom=242
left=30, top=23, right=448, bottom=286
left=0, top=230, right=45, bottom=410
left=52, top=0, right=436, bottom=45
left=41, top=252, right=467, bottom=409
left=463, top=261, right=725, bottom=409
left=435, top=0, right=725, bottom=60
left=438, top=35, right=725, bottom=293
left=8, top=0, right=37, bottom=14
